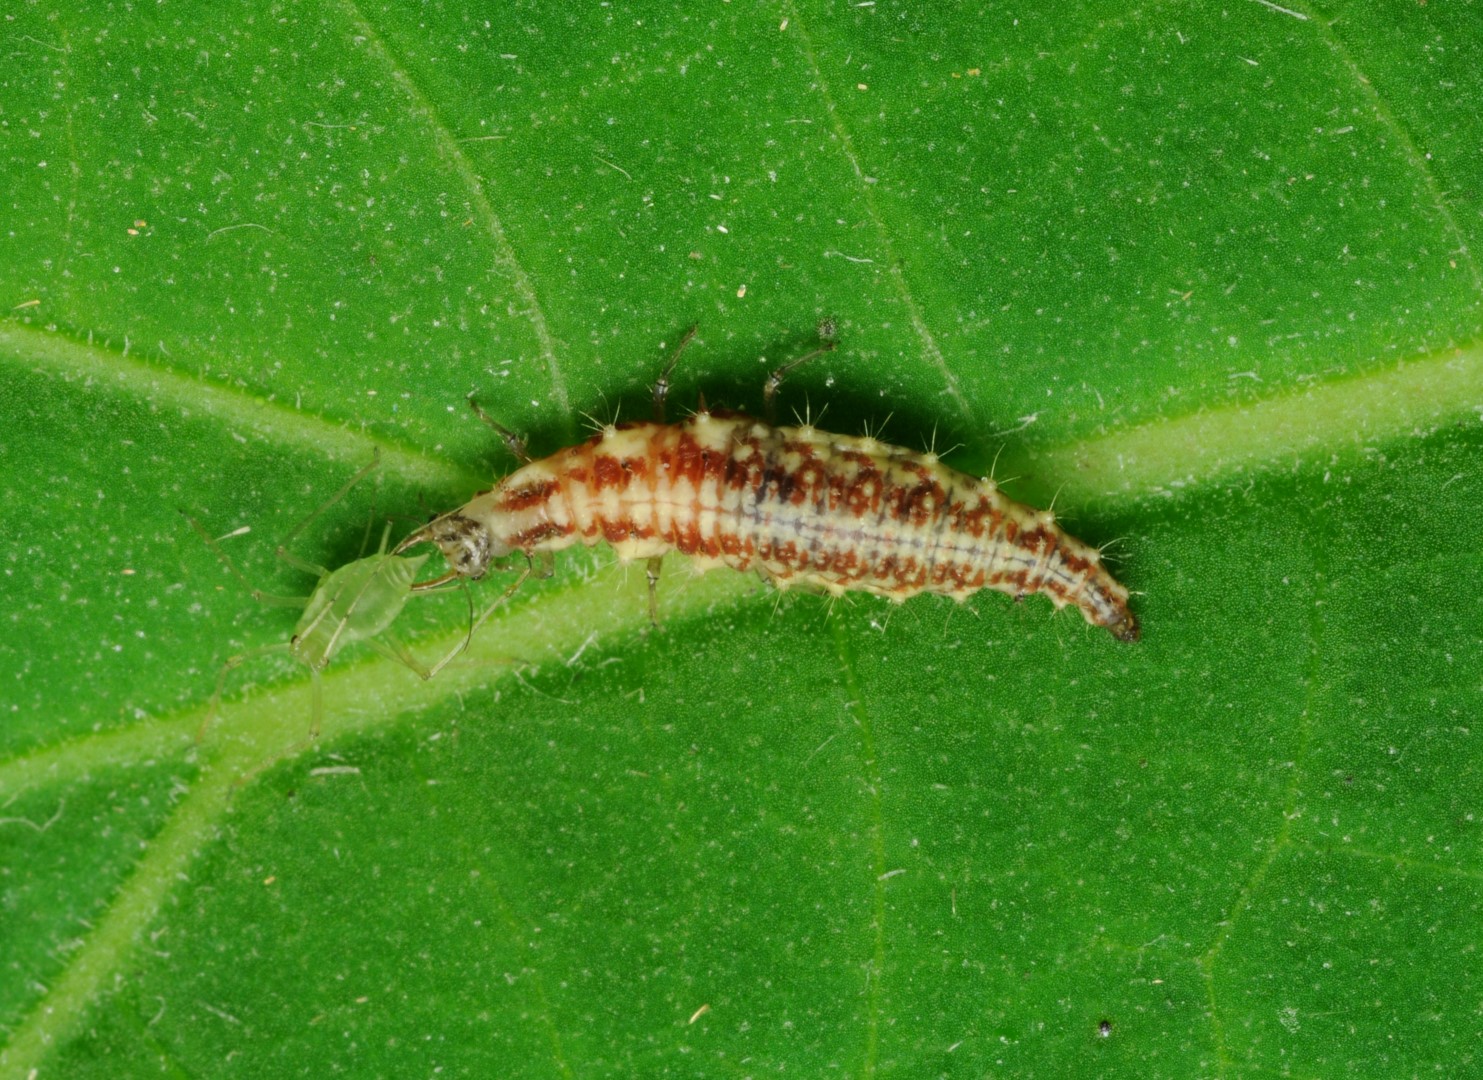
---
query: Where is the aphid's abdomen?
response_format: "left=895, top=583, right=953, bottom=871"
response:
left=463, top=411, right=1137, bottom=641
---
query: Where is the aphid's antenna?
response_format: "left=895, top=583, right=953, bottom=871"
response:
left=653, top=324, right=699, bottom=423
left=275, top=450, right=383, bottom=559
left=764, top=340, right=837, bottom=423
left=468, top=394, right=530, bottom=464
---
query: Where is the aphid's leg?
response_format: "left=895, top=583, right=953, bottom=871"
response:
left=468, top=394, right=531, bottom=464
left=307, top=665, right=325, bottom=740
left=198, top=643, right=293, bottom=742
left=196, top=455, right=380, bottom=605
left=370, top=572, right=479, bottom=679
left=365, top=632, right=436, bottom=680
left=273, top=548, right=333, bottom=581
left=645, top=555, right=664, bottom=625
left=763, top=341, right=837, bottom=424
left=652, top=324, right=699, bottom=422
left=349, top=492, right=391, bottom=568
left=372, top=519, right=395, bottom=556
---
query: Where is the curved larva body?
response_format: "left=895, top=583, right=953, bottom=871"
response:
left=412, top=410, right=1139, bottom=641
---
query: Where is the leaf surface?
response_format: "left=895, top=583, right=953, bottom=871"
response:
left=2, top=2, right=1481, bottom=1076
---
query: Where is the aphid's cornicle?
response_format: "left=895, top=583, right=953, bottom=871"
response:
left=399, top=405, right=1139, bottom=642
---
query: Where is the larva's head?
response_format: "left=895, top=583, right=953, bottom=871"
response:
left=399, top=512, right=509, bottom=581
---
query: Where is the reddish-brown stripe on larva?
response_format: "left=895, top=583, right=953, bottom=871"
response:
left=417, top=410, right=1138, bottom=640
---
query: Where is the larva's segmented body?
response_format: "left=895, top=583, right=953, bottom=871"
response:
left=406, top=410, right=1139, bottom=641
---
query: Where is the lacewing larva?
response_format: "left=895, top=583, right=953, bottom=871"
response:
left=399, top=331, right=1139, bottom=641
left=190, top=453, right=514, bottom=739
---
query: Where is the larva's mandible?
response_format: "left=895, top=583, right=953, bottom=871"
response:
left=401, top=363, right=1139, bottom=641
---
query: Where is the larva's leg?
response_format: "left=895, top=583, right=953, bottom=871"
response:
left=645, top=554, right=664, bottom=624
left=652, top=324, right=698, bottom=422
left=468, top=394, right=531, bottom=464
left=763, top=340, right=837, bottom=423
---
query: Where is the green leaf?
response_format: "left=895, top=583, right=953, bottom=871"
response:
left=3, top=2, right=1481, bottom=1076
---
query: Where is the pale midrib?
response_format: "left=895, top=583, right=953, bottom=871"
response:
left=0, top=561, right=755, bottom=1078
left=4, top=329, right=1483, bottom=1075
left=1014, top=342, right=1483, bottom=507
left=0, top=319, right=483, bottom=495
